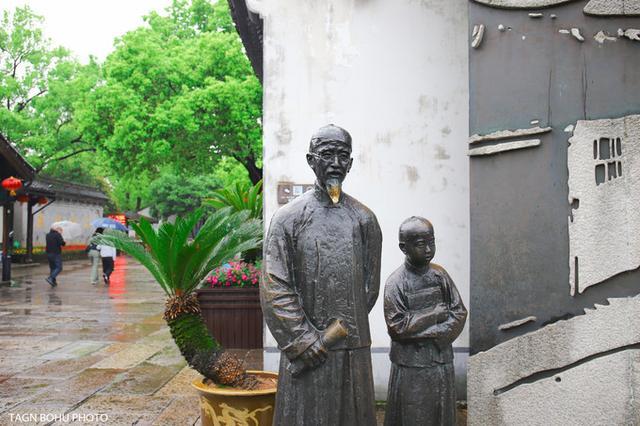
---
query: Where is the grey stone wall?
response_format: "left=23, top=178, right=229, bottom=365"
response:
left=469, top=1, right=640, bottom=423
left=469, top=1, right=640, bottom=353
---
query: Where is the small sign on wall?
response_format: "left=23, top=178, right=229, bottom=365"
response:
left=277, top=182, right=314, bottom=204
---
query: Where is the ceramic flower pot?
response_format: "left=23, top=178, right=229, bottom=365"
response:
left=193, top=370, right=278, bottom=426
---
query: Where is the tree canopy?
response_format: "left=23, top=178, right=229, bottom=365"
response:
left=0, top=6, right=100, bottom=173
left=80, top=0, right=263, bottom=184
left=146, top=173, right=218, bottom=219
left=1, top=1, right=262, bottom=214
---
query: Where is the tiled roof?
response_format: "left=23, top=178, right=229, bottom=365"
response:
left=0, top=134, right=35, bottom=180
left=228, top=0, right=263, bottom=83
left=31, top=176, right=109, bottom=205
left=1, top=136, right=107, bottom=205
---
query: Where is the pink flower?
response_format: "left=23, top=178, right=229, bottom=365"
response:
left=242, top=274, right=247, bottom=281
left=226, top=282, right=231, bottom=287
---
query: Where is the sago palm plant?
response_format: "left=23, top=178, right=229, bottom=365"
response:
left=205, top=179, right=263, bottom=219
left=204, top=179, right=263, bottom=262
left=95, top=207, right=262, bottom=389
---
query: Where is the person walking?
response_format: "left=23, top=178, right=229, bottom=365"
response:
left=97, top=239, right=116, bottom=285
left=45, top=226, right=65, bottom=287
left=87, top=229, right=102, bottom=285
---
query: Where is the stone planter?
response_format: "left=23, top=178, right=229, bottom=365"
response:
left=196, top=287, right=263, bottom=349
left=193, top=371, right=277, bottom=426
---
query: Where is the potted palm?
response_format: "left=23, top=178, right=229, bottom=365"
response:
left=96, top=207, right=277, bottom=425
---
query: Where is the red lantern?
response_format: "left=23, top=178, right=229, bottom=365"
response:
left=37, top=197, right=48, bottom=205
left=1, top=176, right=22, bottom=196
left=16, top=194, right=29, bottom=203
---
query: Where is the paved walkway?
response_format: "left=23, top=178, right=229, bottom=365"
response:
left=0, top=257, right=254, bottom=426
left=0, top=257, right=464, bottom=426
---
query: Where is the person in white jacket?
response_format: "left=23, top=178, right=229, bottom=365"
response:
left=96, top=241, right=116, bottom=285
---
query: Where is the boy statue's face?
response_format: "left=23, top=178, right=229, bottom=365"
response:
left=400, top=227, right=436, bottom=268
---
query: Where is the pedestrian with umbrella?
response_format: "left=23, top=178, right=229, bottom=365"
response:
left=91, top=219, right=127, bottom=285
left=96, top=236, right=116, bottom=285
left=50, top=221, right=83, bottom=241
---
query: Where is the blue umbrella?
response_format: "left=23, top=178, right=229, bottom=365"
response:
left=92, top=218, right=128, bottom=232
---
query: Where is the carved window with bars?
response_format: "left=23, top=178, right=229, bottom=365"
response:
left=594, top=137, right=623, bottom=186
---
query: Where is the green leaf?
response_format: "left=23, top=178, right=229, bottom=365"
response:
left=204, top=179, right=263, bottom=220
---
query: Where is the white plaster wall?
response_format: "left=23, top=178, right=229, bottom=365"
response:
left=253, top=0, right=470, bottom=349
left=14, top=201, right=103, bottom=247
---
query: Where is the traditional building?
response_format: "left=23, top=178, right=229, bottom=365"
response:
left=1, top=134, right=35, bottom=282
left=229, top=0, right=640, bottom=418
left=0, top=135, right=108, bottom=270
left=13, top=177, right=109, bottom=253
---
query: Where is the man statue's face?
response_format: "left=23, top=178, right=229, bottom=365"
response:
left=306, top=141, right=353, bottom=186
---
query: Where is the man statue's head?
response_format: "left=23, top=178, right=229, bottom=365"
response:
left=306, top=124, right=353, bottom=204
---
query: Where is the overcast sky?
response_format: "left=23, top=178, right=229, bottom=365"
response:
left=3, top=0, right=173, bottom=62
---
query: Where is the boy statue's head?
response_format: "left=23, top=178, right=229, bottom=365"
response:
left=398, top=216, right=435, bottom=268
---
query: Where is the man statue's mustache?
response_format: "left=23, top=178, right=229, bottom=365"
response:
left=326, top=178, right=341, bottom=204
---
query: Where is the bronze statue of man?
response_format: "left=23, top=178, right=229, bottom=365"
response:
left=384, top=217, right=467, bottom=426
left=262, top=124, right=382, bottom=425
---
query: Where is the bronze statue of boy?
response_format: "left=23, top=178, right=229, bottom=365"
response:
left=384, top=217, right=467, bottom=426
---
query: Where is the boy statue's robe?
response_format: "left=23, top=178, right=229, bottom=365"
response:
left=262, top=184, right=382, bottom=426
left=384, top=261, right=467, bottom=426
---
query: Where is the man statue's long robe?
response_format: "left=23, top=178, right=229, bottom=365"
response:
left=262, top=184, right=382, bottom=426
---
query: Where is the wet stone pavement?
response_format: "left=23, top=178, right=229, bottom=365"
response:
left=0, top=257, right=264, bottom=426
left=0, top=257, right=455, bottom=426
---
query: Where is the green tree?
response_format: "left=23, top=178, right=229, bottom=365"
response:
left=81, top=0, right=262, bottom=184
left=211, top=156, right=251, bottom=188
left=147, top=172, right=220, bottom=219
left=0, top=6, right=101, bottom=174
left=109, top=172, right=152, bottom=213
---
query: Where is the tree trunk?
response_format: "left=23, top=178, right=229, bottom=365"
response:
left=240, top=155, right=263, bottom=185
left=165, top=294, right=258, bottom=389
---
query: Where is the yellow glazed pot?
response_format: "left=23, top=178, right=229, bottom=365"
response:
left=192, top=370, right=278, bottom=426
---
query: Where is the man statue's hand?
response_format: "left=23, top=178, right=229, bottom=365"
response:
left=434, top=303, right=450, bottom=323
left=299, top=338, right=328, bottom=369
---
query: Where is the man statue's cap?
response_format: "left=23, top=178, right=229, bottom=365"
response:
left=309, top=124, right=352, bottom=151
